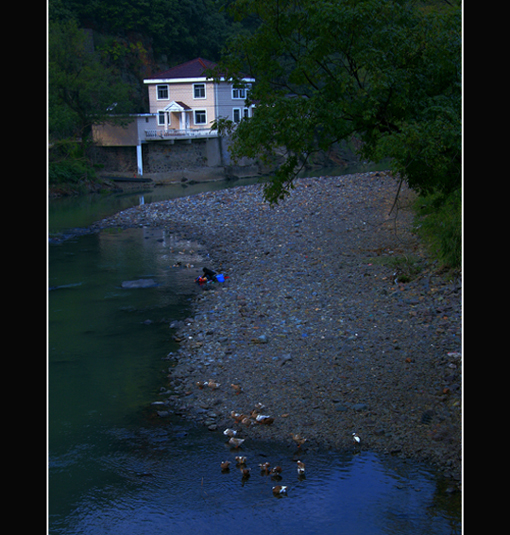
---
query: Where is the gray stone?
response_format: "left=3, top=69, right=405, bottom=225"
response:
left=122, top=278, right=158, bottom=288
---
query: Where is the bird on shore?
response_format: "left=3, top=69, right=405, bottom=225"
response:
left=206, top=379, right=220, bottom=390
left=255, top=414, right=274, bottom=425
left=296, top=460, right=306, bottom=475
left=241, top=417, right=253, bottom=427
left=272, top=485, right=288, bottom=496
left=196, top=381, right=206, bottom=389
left=231, top=383, right=243, bottom=395
left=220, top=461, right=231, bottom=471
left=223, top=428, right=237, bottom=438
left=352, top=432, right=361, bottom=446
left=229, top=437, right=245, bottom=449
left=290, top=433, right=307, bottom=448
left=230, top=411, right=244, bottom=423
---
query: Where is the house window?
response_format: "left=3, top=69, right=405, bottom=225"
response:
left=193, top=83, right=206, bottom=99
left=158, top=111, right=169, bottom=126
left=194, top=110, right=207, bottom=125
left=243, top=108, right=250, bottom=119
left=157, top=85, right=169, bottom=100
left=232, top=83, right=252, bottom=99
left=233, top=108, right=241, bottom=123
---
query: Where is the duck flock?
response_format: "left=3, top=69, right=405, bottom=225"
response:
left=214, top=398, right=361, bottom=497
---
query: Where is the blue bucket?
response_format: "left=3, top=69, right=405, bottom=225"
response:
left=216, top=274, right=225, bottom=282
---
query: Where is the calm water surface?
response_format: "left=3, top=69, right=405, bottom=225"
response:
left=48, top=178, right=461, bottom=534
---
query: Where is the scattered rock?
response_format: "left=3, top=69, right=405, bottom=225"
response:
left=96, top=172, right=460, bottom=484
left=121, top=279, right=158, bottom=289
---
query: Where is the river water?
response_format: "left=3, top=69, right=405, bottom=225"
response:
left=48, top=176, right=461, bottom=534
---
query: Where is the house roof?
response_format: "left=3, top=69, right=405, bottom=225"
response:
left=144, top=57, right=255, bottom=83
left=163, top=101, right=192, bottom=112
left=145, top=58, right=218, bottom=81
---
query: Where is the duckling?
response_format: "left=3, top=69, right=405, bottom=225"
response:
left=220, top=460, right=231, bottom=471
left=240, top=467, right=251, bottom=479
left=206, top=379, right=220, bottom=390
left=231, top=383, right=243, bottom=395
left=235, top=456, right=247, bottom=465
left=296, top=460, right=306, bottom=475
left=196, top=381, right=206, bottom=390
left=241, top=417, right=253, bottom=427
left=290, top=433, right=307, bottom=448
left=229, top=437, right=245, bottom=449
left=253, top=402, right=266, bottom=411
left=223, top=428, right=237, bottom=438
left=259, top=462, right=271, bottom=474
left=270, top=466, right=283, bottom=475
left=272, top=485, right=288, bottom=496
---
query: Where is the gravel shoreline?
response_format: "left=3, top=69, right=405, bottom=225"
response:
left=90, top=172, right=462, bottom=486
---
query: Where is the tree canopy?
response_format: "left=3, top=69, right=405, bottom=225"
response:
left=212, top=0, right=461, bottom=204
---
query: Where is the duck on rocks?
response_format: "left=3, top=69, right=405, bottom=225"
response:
left=206, top=379, right=220, bottom=390
left=229, top=437, right=245, bottom=449
left=290, top=433, right=307, bottom=448
left=231, top=384, right=243, bottom=395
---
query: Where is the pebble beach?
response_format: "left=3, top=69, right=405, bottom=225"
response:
left=90, top=171, right=462, bottom=486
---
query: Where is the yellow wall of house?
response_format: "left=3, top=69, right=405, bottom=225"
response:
left=147, top=82, right=216, bottom=128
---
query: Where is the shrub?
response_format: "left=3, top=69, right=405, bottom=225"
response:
left=413, top=189, right=462, bottom=269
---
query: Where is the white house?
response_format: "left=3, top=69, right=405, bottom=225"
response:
left=144, top=57, right=255, bottom=138
left=92, top=57, right=255, bottom=176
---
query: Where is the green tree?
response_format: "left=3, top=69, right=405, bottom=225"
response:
left=49, top=18, right=133, bottom=147
left=212, top=0, right=461, bottom=205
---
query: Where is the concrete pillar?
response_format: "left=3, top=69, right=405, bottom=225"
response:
left=136, top=145, right=143, bottom=176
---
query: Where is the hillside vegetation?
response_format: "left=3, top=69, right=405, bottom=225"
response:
left=48, top=0, right=461, bottom=268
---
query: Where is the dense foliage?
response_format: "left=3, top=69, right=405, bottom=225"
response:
left=212, top=0, right=461, bottom=267
left=213, top=0, right=461, bottom=200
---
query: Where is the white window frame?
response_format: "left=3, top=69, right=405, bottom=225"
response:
left=157, top=111, right=170, bottom=126
left=156, top=85, right=169, bottom=100
left=232, top=108, right=241, bottom=123
left=232, top=83, right=252, bottom=100
left=193, top=83, right=206, bottom=99
left=194, top=109, right=207, bottom=126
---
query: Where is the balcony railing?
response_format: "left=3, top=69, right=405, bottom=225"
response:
left=144, top=128, right=217, bottom=140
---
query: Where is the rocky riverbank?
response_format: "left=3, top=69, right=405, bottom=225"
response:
left=90, top=171, right=462, bottom=487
